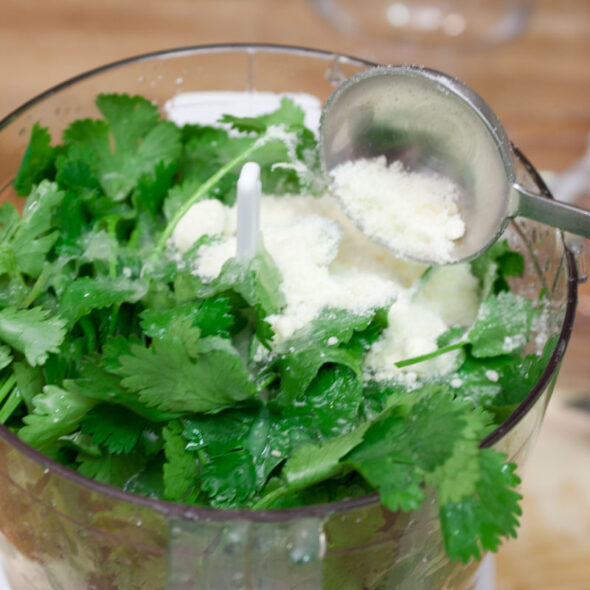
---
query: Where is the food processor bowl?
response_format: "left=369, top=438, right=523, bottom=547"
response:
left=0, top=44, right=579, bottom=590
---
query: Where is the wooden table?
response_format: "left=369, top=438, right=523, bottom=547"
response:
left=1, top=1, right=589, bottom=587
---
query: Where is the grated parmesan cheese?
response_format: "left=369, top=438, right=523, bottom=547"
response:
left=330, top=156, right=465, bottom=264
left=364, top=291, right=460, bottom=384
left=172, top=198, right=233, bottom=253
left=171, top=188, right=477, bottom=381
left=413, top=264, right=481, bottom=327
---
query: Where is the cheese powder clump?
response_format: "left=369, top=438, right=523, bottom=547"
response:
left=331, top=156, right=465, bottom=264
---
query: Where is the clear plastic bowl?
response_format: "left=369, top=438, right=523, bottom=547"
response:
left=0, top=44, right=579, bottom=590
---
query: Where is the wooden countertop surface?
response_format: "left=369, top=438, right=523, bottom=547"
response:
left=1, top=1, right=589, bottom=587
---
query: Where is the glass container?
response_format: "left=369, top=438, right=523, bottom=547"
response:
left=0, top=44, right=580, bottom=590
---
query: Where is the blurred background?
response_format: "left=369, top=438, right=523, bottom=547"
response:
left=1, top=1, right=589, bottom=588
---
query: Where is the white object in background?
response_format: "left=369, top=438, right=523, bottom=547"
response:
left=236, top=162, right=262, bottom=261
left=0, top=557, right=10, bottom=590
left=164, top=91, right=322, bottom=132
left=471, top=554, right=496, bottom=590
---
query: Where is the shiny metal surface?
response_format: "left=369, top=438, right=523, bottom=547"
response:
left=320, top=66, right=590, bottom=264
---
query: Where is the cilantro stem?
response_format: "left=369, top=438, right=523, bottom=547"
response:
left=20, top=264, right=52, bottom=309
left=106, top=217, right=118, bottom=279
left=252, top=485, right=289, bottom=510
left=0, top=387, right=21, bottom=424
left=108, top=303, right=120, bottom=337
left=151, top=142, right=261, bottom=263
left=0, top=374, right=16, bottom=406
left=80, top=317, right=97, bottom=352
left=395, top=341, right=466, bottom=368
left=0, top=219, right=20, bottom=247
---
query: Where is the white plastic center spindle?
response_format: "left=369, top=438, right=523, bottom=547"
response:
left=236, top=162, right=262, bottom=262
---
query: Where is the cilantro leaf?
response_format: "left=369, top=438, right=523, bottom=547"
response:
left=282, top=423, right=369, bottom=493
left=0, top=306, right=66, bottom=366
left=71, top=355, right=181, bottom=423
left=19, top=385, right=96, bottom=449
left=214, top=246, right=286, bottom=317
left=193, top=246, right=285, bottom=346
left=440, top=449, right=521, bottom=562
left=0, top=345, right=12, bottom=371
left=139, top=296, right=234, bottom=339
left=345, top=388, right=470, bottom=512
left=396, top=291, right=537, bottom=369
left=118, top=321, right=256, bottom=414
left=59, top=276, right=147, bottom=327
left=201, top=449, right=257, bottom=508
left=162, top=178, right=202, bottom=221
left=280, top=365, right=363, bottom=438
left=63, top=94, right=181, bottom=201
left=177, top=125, right=249, bottom=205
left=277, top=345, right=362, bottom=403
left=80, top=403, right=147, bottom=454
left=13, top=360, right=43, bottom=411
left=132, top=160, right=178, bottom=217
left=468, top=291, right=535, bottom=357
left=0, top=202, right=20, bottom=245
left=346, top=411, right=427, bottom=513
left=182, top=405, right=261, bottom=457
left=11, top=180, right=64, bottom=278
left=220, top=97, right=305, bottom=133
left=77, top=449, right=148, bottom=489
left=54, top=143, right=102, bottom=198
left=424, top=407, right=493, bottom=504
left=274, top=309, right=377, bottom=402
left=14, top=123, right=58, bottom=196
left=471, top=239, right=525, bottom=298
left=162, top=420, right=200, bottom=503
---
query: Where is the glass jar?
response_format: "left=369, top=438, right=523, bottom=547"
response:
left=0, top=44, right=580, bottom=590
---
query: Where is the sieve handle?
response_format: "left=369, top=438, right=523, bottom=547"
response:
left=514, top=184, right=590, bottom=238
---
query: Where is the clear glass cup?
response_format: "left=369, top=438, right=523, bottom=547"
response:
left=308, top=0, right=534, bottom=48
left=0, top=44, right=580, bottom=590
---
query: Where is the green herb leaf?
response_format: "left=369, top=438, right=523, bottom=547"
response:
left=80, top=403, right=147, bottom=454
left=77, top=449, right=148, bottom=489
left=59, top=276, right=147, bottom=326
left=0, top=202, right=20, bottom=244
left=0, top=345, right=12, bottom=371
left=63, top=94, right=181, bottom=201
left=468, top=291, right=535, bottom=357
left=118, top=321, right=256, bottom=414
left=346, top=388, right=470, bottom=512
left=220, top=97, right=305, bottom=134
left=0, top=306, right=66, bottom=366
left=470, top=240, right=525, bottom=298
left=440, top=449, right=521, bottom=562
left=72, top=354, right=182, bottom=423
left=12, top=180, right=64, bottom=278
left=19, top=385, right=96, bottom=449
left=162, top=420, right=200, bottom=503
left=139, top=296, right=234, bottom=339
left=201, top=449, right=257, bottom=507
left=14, top=123, right=57, bottom=196
left=274, top=309, right=377, bottom=402
left=282, top=423, right=369, bottom=493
